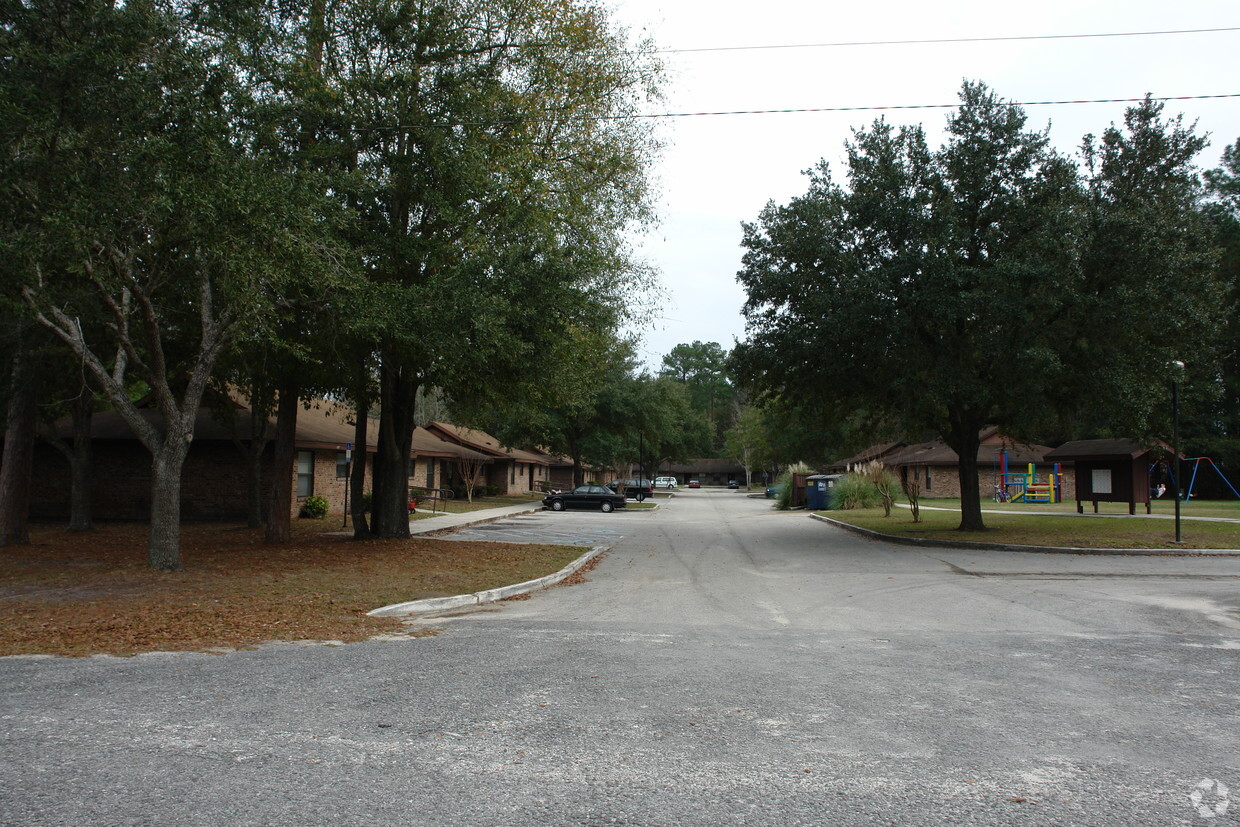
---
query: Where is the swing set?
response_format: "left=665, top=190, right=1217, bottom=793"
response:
left=1153, top=456, right=1240, bottom=502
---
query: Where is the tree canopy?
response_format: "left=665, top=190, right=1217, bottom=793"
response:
left=659, top=340, right=737, bottom=454
left=731, top=82, right=1227, bottom=530
left=2, top=0, right=664, bottom=565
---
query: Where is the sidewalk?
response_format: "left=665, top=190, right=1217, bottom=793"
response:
left=406, top=500, right=546, bottom=535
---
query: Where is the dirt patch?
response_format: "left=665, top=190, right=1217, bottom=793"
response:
left=1, top=522, right=586, bottom=658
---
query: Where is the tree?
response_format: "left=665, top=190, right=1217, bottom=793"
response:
left=723, top=404, right=771, bottom=490
left=637, top=376, right=710, bottom=474
left=736, top=87, right=1226, bottom=530
left=0, top=324, right=38, bottom=546
left=1075, top=97, right=1226, bottom=444
left=9, top=0, right=337, bottom=569
left=32, top=342, right=101, bottom=533
left=1201, top=138, right=1240, bottom=472
left=660, top=341, right=737, bottom=453
left=301, top=0, right=661, bottom=537
left=733, top=82, right=1090, bottom=531
left=454, top=454, right=489, bottom=504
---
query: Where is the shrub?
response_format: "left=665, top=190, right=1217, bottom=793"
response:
left=903, top=478, right=922, bottom=523
left=773, top=462, right=813, bottom=510
left=774, top=472, right=794, bottom=510
left=858, top=461, right=900, bottom=517
left=831, top=474, right=882, bottom=509
left=299, top=495, right=330, bottom=519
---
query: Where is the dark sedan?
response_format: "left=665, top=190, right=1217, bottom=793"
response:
left=543, top=485, right=627, bottom=513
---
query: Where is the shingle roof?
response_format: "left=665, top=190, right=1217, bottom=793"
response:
left=827, top=441, right=906, bottom=471
left=425, top=422, right=550, bottom=465
left=1044, top=439, right=1168, bottom=460
left=40, top=400, right=492, bottom=461
left=882, top=438, right=1058, bottom=467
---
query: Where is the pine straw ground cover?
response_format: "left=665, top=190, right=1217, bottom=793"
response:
left=0, top=522, right=586, bottom=658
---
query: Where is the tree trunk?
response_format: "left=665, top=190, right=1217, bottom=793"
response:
left=244, top=442, right=265, bottom=529
left=947, top=415, right=985, bottom=532
left=240, top=398, right=272, bottom=529
left=147, top=444, right=188, bottom=571
left=370, top=428, right=383, bottom=537
left=374, top=356, right=417, bottom=539
left=264, top=385, right=299, bottom=543
left=0, top=350, right=37, bottom=547
left=66, top=393, right=94, bottom=532
left=350, top=400, right=371, bottom=539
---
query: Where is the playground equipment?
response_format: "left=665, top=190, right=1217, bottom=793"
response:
left=994, top=452, right=1063, bottom=503
left=1153, top=456, right=1240, bottom=502
left=1185, top=457, right=1240, bottom=501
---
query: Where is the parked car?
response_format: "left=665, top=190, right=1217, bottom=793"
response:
left=543, top=485, right=627, bottom=513
left=687, top=480, right=700, bottom=489
left=654, top=476, right=678, bottom=489
left=606, top=478, right=654, bottom=501
left=727, top=480, right=739, bottom=489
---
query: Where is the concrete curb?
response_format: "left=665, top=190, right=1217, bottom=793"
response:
left=809, top=513, right=1240, bottom=556
left=367, top=544, right=609, bottom=617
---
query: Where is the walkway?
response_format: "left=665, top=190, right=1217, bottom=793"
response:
left=407, top=500, right=545, bottom=535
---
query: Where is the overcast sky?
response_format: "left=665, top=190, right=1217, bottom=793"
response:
left=609, top=0, right=1240, bottom=370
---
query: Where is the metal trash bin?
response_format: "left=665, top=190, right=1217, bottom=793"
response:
left=805, top=474, right=842, bottom=510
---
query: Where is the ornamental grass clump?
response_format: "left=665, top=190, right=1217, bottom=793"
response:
left=831, top=474, right=882, bottom=510
left=858, top=461, right=900, bottom=517
left=773, top=462, right=812, bottom=510
left=774, top=472, right=794, bottom=510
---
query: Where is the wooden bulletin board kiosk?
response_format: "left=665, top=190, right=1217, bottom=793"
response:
left=1044, top=439, right=1168, bottom=515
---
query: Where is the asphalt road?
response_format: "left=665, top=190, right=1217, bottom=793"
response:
left=3, top=490, right=1238, bottom=825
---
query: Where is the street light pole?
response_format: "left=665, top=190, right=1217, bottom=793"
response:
left=639, top=432, right=644, bottom=503
left=1172, top=362, right=1184, bottom=543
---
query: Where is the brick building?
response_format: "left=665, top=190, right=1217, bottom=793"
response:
left=29, top=400, right=495, bottom=522
left=834, top=427, right=1076, bottom=502
left=423, top=422, right=553, bottom=495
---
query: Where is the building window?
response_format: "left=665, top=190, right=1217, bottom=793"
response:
left=336, top=451, right=348, bottom=479
left=426, top=457, right=435, bottom=488
left=297, top=451, right=314, bottom=497
left=407, top=457, right=415, bottom=478
left=925, top=467, right=932, bottom=491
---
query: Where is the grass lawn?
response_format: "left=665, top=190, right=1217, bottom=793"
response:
left=0, top=521, right=587, bottom=658
left=820, top=499, right=1240, bottom=549
left=919, top=497, right=1240, bottom=520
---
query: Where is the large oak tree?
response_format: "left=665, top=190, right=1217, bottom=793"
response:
left=8, top=0, right=336, bottom=569
left=731, top=83, right=1223, bottom=531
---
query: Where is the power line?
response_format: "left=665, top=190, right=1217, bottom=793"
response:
left=653, top=26, right=1240, bottom=55
left=624, top=93, right=1240, bottom=121
left=364, top=93, right=1240, bottom=130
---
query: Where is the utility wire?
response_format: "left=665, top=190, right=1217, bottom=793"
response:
left=376, top=94, right=1240, bottom=129
left=652, top=26, right=1240, bottom=55
left=623, top=93, right=1240, bottom=122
